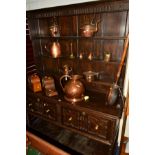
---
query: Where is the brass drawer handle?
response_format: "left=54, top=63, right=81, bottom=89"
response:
left=43, top=103, right=47, bottom=106
left=95, top=124, right=99, bottom=130
left=82, top=112, right=86, bottom=116
left=46, top=109, right=50, bottom=113
left=28, top=103, right=32, bottom=107
left=68, top=117, right=72, bottom=121
left=37, top=98, right=40, bottom=102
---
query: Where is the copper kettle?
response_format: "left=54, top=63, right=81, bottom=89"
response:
left=45, top=41, right=61, bottom=58
left=49, top=24, right=60, bottom=37
left=80, top=19, right=101, bottom=37
left=60, top=75, right=85, bottom=103
left=49, top=17, right=60, bottom=37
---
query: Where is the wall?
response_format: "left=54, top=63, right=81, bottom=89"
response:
left=26, top=0, right=98, bottom=11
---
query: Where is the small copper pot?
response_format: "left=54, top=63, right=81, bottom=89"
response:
left=83, top=71, right=99, bottom=82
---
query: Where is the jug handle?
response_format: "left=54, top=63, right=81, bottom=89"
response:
left=59, top=75, right=71, bottom=91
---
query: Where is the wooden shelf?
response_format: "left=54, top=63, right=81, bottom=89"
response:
left=32, top=35, right=127, bottom=40
left=38, top=55, right=120, bottom=65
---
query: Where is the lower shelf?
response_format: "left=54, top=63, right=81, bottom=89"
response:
left=27, top=116, right=111, bottom=155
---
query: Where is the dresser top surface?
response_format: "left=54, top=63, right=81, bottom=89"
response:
left=27, top=89, right=123, bottom=118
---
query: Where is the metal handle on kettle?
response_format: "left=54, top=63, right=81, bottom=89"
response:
left=59, top=75, right=71, bottom=92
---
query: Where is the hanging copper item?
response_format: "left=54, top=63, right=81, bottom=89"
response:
left=49, top=17, right=60, bottom=37
left=80, top=16, right=101, bottom=37
left=45, top=41, right=61, bottom=58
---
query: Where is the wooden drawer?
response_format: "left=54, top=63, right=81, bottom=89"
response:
left=61, top=106, right=116, bottom=144
left=62, top=107, right=79, bottom=129
left=42, top=102, right=57, bottom=121
left=27, top=95, right=43, bottom=114
left=33, top=96, right=43, bottom=114
left=87, top=115, right=109, bottom=140
left=27, top=97, right=35, bottom=112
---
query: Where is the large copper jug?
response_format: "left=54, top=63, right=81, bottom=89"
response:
left=60, top=75, right=85, bottom=103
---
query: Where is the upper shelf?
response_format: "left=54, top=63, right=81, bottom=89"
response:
left=38, top=55, right=120, bottom=65
left=31, top=35, right=127, bottom=40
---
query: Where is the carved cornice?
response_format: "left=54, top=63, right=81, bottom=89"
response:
left=27, top=0, right=129, bottom=19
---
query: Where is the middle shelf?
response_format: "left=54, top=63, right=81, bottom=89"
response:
left=31, top=35, right=127, bottom=40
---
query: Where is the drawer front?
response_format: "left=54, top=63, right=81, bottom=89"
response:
left=43, top=102, right=57, bottom=121
left=27, top=97, right=35, bottom=112
left=62, top=107, right=79, bottom=129
left=61, top=106, right=116, bottom=143
left=87, top=115, right=109, bottom=140
left=33, top=97, right=43, bottom=114
left=27, top=96, right=43, bottom=114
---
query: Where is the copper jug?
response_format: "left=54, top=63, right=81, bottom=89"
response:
left=45, top=42, right=61, bottom=58
left=60, top=65, right=72, bottom=88
left=60, top=75, right=85, bottom=103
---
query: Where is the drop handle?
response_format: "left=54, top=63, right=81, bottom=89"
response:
left=95, top=124, right=99, bottom=130
left=68, top=117, right=72, bottom=121
left=46, top=109, right=50, bottom=113
left=82, top=112, right=86, bottom=116
left=43, top=103, right=47, bottom=106
left=28, top=103, right=32, bottom=107
left=37, top=98, right=40, bottom=102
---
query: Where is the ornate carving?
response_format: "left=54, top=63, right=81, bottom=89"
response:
left=27, top=0, right=129, bottom=19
